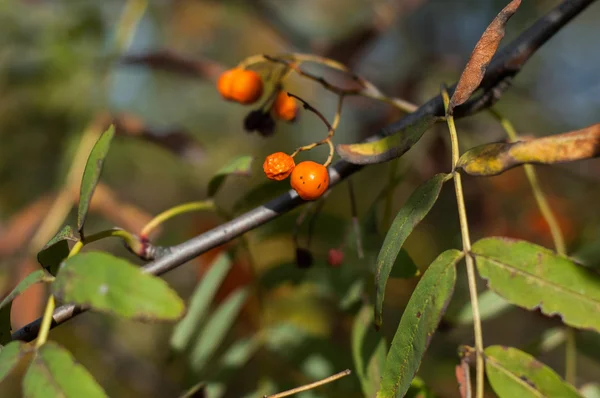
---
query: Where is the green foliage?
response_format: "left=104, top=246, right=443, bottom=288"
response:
left=352, top=305, right=386, bottom=398
left=378, top=249, right=462, bottom=398
left=485, top=345, right=581, bottom=398
left=0, top=270, right=54, bottom=344
left=52, top=252, right=184, bottom=321
left=37, top=225, right=78, bottom=275
left=171, top=252, right=233, bottom=352
left=189, top=288, right=249, bottom=372
left=375, top=173, right=448, bottom=328
left=23, top=342, right=107, bottom=398
left=77, top=125, right=115, bottom=236
left=208, top=155, right=253, bottom=197
left=472, top=237, right=600, bottom=331
left=0, top=341, right=27, bottom=384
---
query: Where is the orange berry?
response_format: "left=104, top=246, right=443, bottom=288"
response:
left=263, top=152, right=295, bottom=181
left=217, top=68, right=263, bottom=104
left=290, top=161, right=329, bottom=200
left=217, top=69, right=237, bottom=101
left=272, top=91, right=298, bottom=121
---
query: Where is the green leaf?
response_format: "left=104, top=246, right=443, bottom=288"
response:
left=374, top=173, right=449, bottom=328
left=190, top=288, right=248, bottom=371
left=581, top=383, right=600, bottom=398
left=485, top=345, right=581, bottom=398
left=453, top=289, right=511, bottom=325
left=77, top=125, right=115, bottom=235
left=23, top=341, right=107, bottom=398
left=378, top=249, right=461, bottom=398
left=0, top=341, right=28, bottom=384
left=37, top=225, right=78, bottom=275
left=472, top=237, right=600, bottom=332
left=353, top=305, right=386, bottom=398
left=208, top=155, right=253, bottom=197
left=233, top=180, right=291, bottom=213
left=52, top=252, right=184, bottom=321
left=170, top=253, right=232, bottom=352
left=337, top=115, right=437, bottom=165
left=0, top=270, right=54, bottom=344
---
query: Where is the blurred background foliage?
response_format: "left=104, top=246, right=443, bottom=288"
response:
left=1, top=0, right=600, bottom=397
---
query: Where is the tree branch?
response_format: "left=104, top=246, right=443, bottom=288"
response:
left=11, top=0, right=597, bottom=343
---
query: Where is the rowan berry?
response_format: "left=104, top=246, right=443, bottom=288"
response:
left=327, top=248, right=344, bottom=267
left=272, top=91, right=298, bottom=121
left=290, top=161, right=329, bottom=200
left=263, top=152, right=295, bottom=181
left=217, top=68, right=263, bottom=104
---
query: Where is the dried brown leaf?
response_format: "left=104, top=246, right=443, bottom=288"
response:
left=458, top=123, right=600, bottom=176
left=449, top=0, right=521, bottom=112
left=455, top=360, right=471, bottom=398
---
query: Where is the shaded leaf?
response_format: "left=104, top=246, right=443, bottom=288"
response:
left=208, top=156, right=253, bottom=197
left=52, top=252, right=184, bottom=321
left=353, top=305, right=386, bottom=397
left=378, top=249, right=461, bottom=398
left=458, top=123, right=600, bottom=176
left=37, top=225, right=78, bottom=276
left=485, top=345, right=581, bottom=398
left=0, top=270, right=53, bottom=344
left=190, top=288, right=248, bottom=371
left=23, top=341, right=107, bottom=398
left=170, top=253, right=232, bottom=352
left=449, top=0, right=521, bottom=111
left=375, top=173, right=449, bottom=328
left=77, top=125, right=115, bottom=235
left=0, top=341, right=27, bottom=384
left=337, top=115, right=437, bottom=165
left=472, top=237, right=600, bottom=331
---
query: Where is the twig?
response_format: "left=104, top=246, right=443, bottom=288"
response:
left=264, top=369, right=351, bottom=398
left=442, top=87, right=485, bottom=398
left=11, top=0, right=595, bottom=343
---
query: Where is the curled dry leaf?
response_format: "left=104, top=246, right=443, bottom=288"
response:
left=449, top=0, right=522, bottom=113
left=458, top=123, right=600, bottom=176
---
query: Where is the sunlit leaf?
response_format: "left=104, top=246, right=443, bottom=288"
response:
left=0, top=341, right=27, bottom=384
left=458, top=123, right=600, bottom=176
left=208, top=156, right=253, bottom=197
left=375, top=173, right=449, bottom=328
left=190, top=288, right=248, bottom=371
left=472, top=237, right=600, bottom=332
left=77, top=125, right=115, bottom=235
left=378, top=249, right=461, bottom=398
left=337, top=115, right=437, bottom=165
left=485, top=345, right=581, bottom=398
left=0, top=270, right=54, bottom=344
left=37, top=225, right=78, bottom=275
left=52, top=252, right=184, bottom=321
left=171, top=253, right=232, bottom=352
left=449, top=0, right=521, bottom=111
left=23, top=341, right=107, bottom=397
left=352, top=305, right=386, bottom=397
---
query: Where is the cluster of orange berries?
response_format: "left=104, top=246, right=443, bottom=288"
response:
left=217, top=67, right=299, bottom=136
left=217, top=66, right=329, bottom=201
left=263, top=153, right=329, bottom=201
